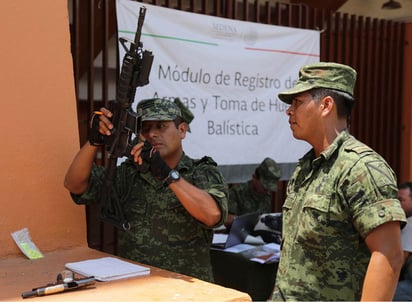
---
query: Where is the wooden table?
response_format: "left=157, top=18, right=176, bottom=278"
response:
left=0, top=246, right=251, bottom=301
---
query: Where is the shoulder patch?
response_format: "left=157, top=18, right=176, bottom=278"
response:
left=365, top=159, right=396, bottom=187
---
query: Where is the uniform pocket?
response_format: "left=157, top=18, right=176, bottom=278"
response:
left=293, top=193, right=332, bottom=252
left=166, top=200, right=202, bottom=246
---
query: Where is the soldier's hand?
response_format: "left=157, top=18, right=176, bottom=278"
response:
left=88, top=107, right=113, bottom=146
left=138, top=141, right=171, bottom=179
left=97, top=108, right=113, bottom=136
left=131, top=140, right=145, bottom=166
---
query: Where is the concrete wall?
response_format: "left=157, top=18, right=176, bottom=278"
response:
left=0, top=0, right=87, bottom=257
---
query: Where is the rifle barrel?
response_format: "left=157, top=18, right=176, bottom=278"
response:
left=134, top=6, right=146, bottom=45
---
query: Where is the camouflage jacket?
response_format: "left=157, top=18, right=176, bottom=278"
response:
left=228, top=181, right=271, bottom=215
left=272, top=130, right=406, bottom=301
left=71, top=153, right=228, bottom=282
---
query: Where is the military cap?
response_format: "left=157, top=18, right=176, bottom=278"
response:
left=136, top=97, right=194, bottom=124
left=278, top=62, right=357, bottom=104
left=174, top=98, right=194, bottom=125
left=255, top=157, right=281, bottom=192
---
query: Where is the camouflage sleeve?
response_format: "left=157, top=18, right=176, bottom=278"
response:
left=228, top=184, right=242, bottom=214
left=70, top=163, right=106, bottom=205
left=340, top=154, right=406, bottom=238
left=191, top=156, right=228, bottom=227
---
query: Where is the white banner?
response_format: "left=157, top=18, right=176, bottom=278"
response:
left=116, top=0, right=318, bottom=165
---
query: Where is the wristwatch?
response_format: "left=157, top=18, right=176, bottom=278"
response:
left=164, top=169, right=180, bottom=186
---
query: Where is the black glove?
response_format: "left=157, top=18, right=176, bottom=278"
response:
left=139, top=141, right=171, bottom=180
left=88, top=112, right=105, bottom=146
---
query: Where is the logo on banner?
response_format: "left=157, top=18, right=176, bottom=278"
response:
left=211, top=22, right=238, bottom=40
left=243, top=28, right=258, bottom=46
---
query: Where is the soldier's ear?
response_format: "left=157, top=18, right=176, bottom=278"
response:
left=320, top=96, right=334, bottom=115
left=178, top=122, right=189, bottom=136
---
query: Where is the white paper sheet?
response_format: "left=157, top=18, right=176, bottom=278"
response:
left=65, top=257, right=150, bottom=281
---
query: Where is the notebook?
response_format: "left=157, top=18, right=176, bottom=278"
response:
left=212, top=212, right=259, bottom=249
left=65, top=257, right=150, bottom=281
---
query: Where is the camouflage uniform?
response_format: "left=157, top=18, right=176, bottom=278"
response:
left=72, top=98, right=228, bottom=282
left=228, top=158, right=281, bottom=216
left=72, top=154, right=227, bottom=282
left=272, top=130, right=406, bottom=300
left=272, top=62, right=407, bottom=300
left=229, top=181, right=271, bottom=215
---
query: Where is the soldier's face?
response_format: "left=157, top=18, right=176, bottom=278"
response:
left=285, top=92, right=323, bottom=142
left=398, top=188, right=412, bottom=217
left=258, top=180, right=272, bottom=196
left=140, top=120, right=186, bottom=159
left=252, top=175, right=272, bottom=196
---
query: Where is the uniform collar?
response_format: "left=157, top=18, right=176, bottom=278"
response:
left=299, top=129, right=350, bottom=165
left=175, top=152, right=191, bottom=172
left=320, top=129, right=350, bottom=160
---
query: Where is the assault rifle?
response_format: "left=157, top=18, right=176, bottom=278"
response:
left=21, top=276, right=96, bottom=299
left=100, top=6, right=153, bottom=230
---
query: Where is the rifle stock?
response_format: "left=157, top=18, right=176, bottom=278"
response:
left=100, top=6, right=153, bottom=230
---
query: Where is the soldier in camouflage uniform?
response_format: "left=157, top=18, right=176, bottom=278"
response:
left=225, top=157, right=281, bottom=228
left=271, top=62, right=407, bottom=301
left=64, top=98, right=228, bottom=282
